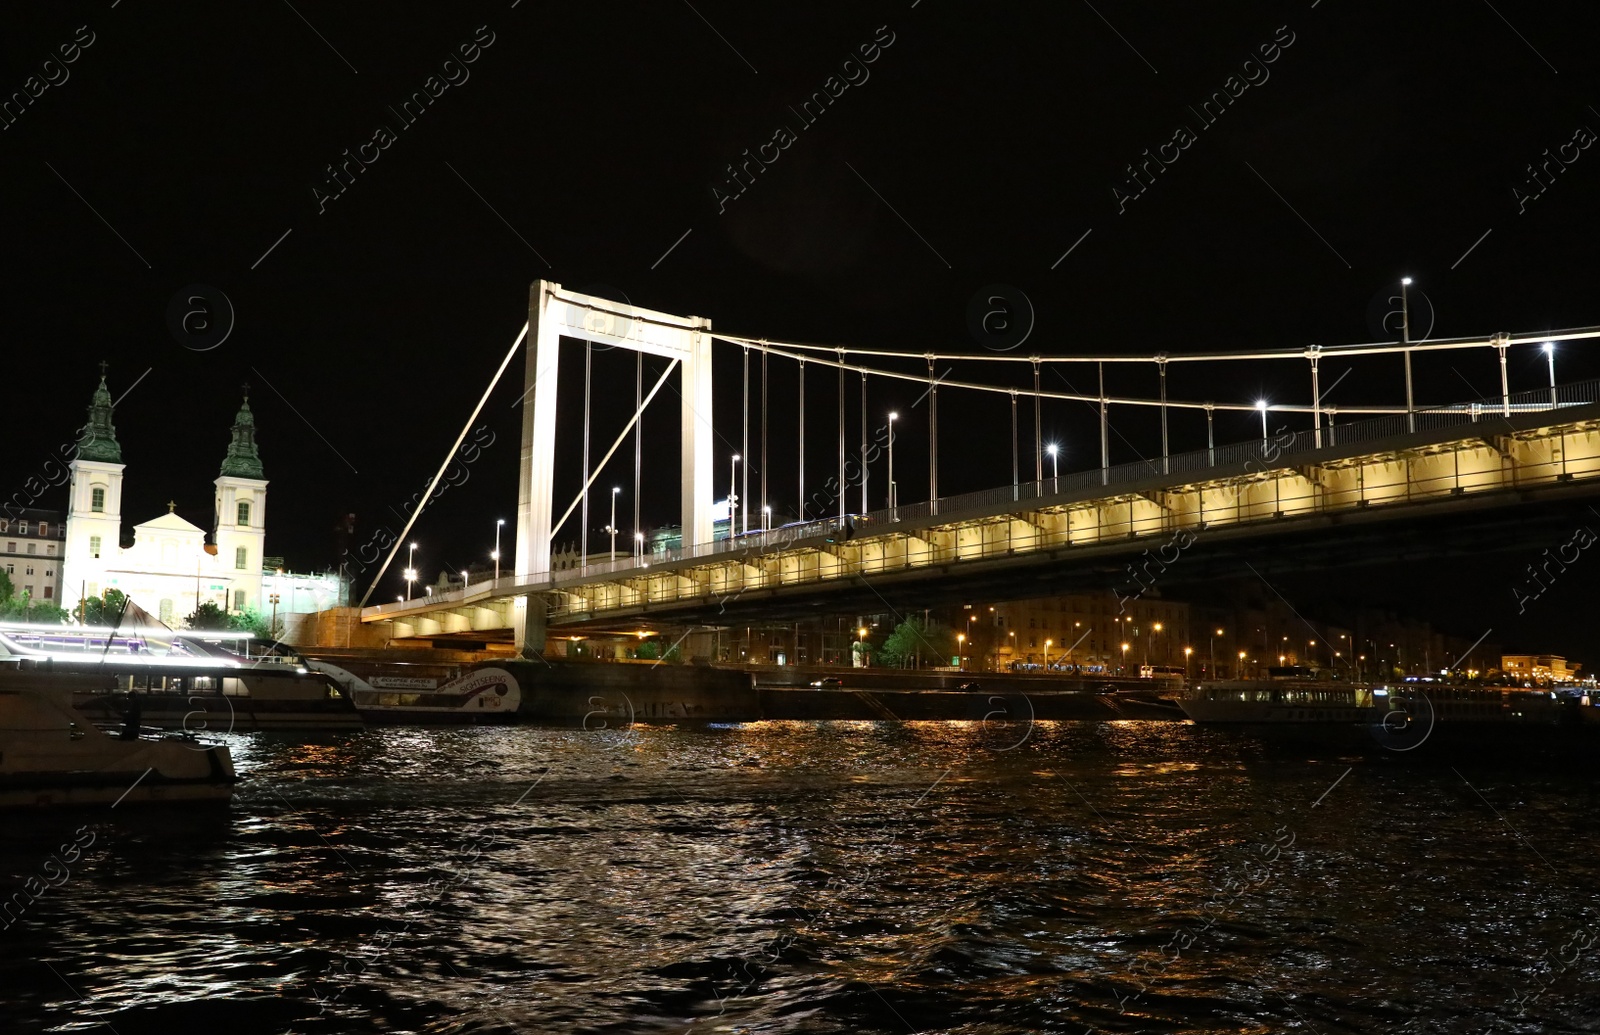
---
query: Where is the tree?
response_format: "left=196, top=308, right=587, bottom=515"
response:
left=80, top=588, right=128, bottom=626
left=0, top=573, right=69, bottom=624
left=635, top=641, right=661, bottom=660
left=185, top=601, right=230, bottom=630
left=229, top=606, right=272, bottom=639
left=876, top=616, right=958, bottom=669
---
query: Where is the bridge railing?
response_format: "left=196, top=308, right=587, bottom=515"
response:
left=367, top=378, right=1600, bottom=621
left=543, top=426, right=1600, bottom=620
left=638, top=377, right=1600, bottom=567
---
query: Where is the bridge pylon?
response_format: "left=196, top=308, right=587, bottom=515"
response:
left=516, top=281, right=714, bottom=652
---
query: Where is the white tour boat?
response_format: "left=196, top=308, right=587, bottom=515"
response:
left=303, top=660, right=523, bottom=724
left=0, top=662, right=237, bottom=808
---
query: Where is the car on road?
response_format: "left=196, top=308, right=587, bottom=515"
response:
left=809, top=677, right=843, bottom=688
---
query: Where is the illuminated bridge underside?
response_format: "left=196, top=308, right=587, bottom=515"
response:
left=370, top=401, right=1600, bottom=639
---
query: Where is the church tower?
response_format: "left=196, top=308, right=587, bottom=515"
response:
left=213, top=388, right=268, bottom=615
left=62, top=364, right=127, bottom=617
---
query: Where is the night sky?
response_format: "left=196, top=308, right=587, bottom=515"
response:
left=5, top=1, right=1600, bottom=654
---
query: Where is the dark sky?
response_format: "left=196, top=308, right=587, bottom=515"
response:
left=4, top=1, right=1600, bottom=655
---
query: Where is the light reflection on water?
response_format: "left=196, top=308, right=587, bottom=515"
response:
left=1, top=720, right=1597, bottom=1034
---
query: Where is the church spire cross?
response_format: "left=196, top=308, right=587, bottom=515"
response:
left=167, top=500, right=176, bottom=514
left=99, top=360, right=110, bottom=378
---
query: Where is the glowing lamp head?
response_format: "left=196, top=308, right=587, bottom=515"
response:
left=1401, top=277, right=1412, bottom=285
left=1255, top=399, right=1268, bottom=411
left=1046, top=443, right=1059, bottom=457
left=888, top=411, right=898, bottom=421
left=1543, top=341, right=1554, bottom=353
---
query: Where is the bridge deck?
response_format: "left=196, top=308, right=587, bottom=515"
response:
left=364, top=382, right=1600, bottom=638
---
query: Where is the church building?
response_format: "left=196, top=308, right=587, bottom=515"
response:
left=60, top=368, right=269, bottom=627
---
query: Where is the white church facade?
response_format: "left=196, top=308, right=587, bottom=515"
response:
left=60, top=368, right=269, bottom=627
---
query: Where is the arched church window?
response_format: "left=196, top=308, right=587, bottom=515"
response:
left=237, top=501, right=250, bottom=527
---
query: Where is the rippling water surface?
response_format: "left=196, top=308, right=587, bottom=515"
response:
left=4, top=719, right=1599, bottom=1034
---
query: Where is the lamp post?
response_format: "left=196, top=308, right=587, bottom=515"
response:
left=1043, top=638, right=1051, bottom=669
left=728, top=454, right=740, bottom=532
left=1120, top=641, right=1130, bottom=674
left=608, top=486, right=621, bottom=559
left=1046, top=443, right=1059, bottom=492
left=1401, top=277, right=1415, bottom=431
left=887, top=411, right=898, bottom=513
left=957, top=632, right=966, bottom=671
left=1544, top=341, right=1557, bottom=407
left=762, top=505, right=771, bottom=531
left=1210, top=627, right=1223, bottom=678
left=1256, top=398, right=1268, bottom=444
left=493, top=518, right=504, bottom=582
left=1238, top=648, right=1247, bottom=678
left=634, top=531, right=645, bottom=564
left=405, top=542, right=418, bottom=600
left=1184, top=645, right=1193, bottom=678
left=269, top=592, right=280, bottom=640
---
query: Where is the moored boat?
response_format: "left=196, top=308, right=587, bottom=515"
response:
left=1178, top=680, right=1376, bottom=724
left=0, top=662, right=237, bottom=808
left=304, top=660, right=522, bottom=724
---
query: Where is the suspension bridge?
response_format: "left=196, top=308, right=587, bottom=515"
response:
left=354, top=282, right=1600, bottom=651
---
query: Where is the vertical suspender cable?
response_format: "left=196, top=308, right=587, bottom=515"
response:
left=798, top=358, right=806, bottom=517
left=1099, top=361, right=1109, bottom=486
left=634, top=351, right=642, bottom=542
left=928, top=357, right=939, bottom=506
left=581, top=341, right=592, bottom=568
left=1033, top=359, right=1042, bottom=483
left=1158, top=357, right=1169, bottom=474
left=837, top=351, right=845, bottom=521
left=742, top=347, right=750, bottom=534
left=1010, top=389, right=1019, bottom=500
left=860, top=369, right=869, bottom=513
left=761, top=344, right=769, bottom=524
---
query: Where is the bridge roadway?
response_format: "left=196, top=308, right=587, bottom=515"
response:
left=365, top=381, right=1600, bottom=645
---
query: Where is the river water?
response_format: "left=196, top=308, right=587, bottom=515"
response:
left=3, top=719, right=1598, bottom=1034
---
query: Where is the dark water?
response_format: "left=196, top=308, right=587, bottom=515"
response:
left=4, top=719, right=1600, bottom=1034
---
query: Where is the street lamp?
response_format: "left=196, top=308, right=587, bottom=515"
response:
left=1043, top=638, right=1052, bottom=668
left=1184, top=645, right=1193, bottom=677
left=269, top=592, right=280, bottom=639
left=1120, top=641, right=1131, bottom=673
left=887, top=412, right=899, bottom=512
left=729, top=454, right=740, bottom=529
left=608, top=486, right=621, bottom=559
left=493, top=518, right=504, bottom=582
left=1238, top=649, right=1247, bottom=678
left=762, top=505, right=771, bottom=531
left=634, top=530, right=645, bottom=564
left=1256, top=398, right=1268, bottom=444
left=1210, top=627, right=1223, bottom=678
left=405, top=541, right=418, bottom=600
left=1401, top=277, right=1416, bottom=430
left=1046, top=443, right=1059, bottom=492
left=958, top=632, right=966, bottom=671
left=1544, top=341, right=1557, bottom=407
